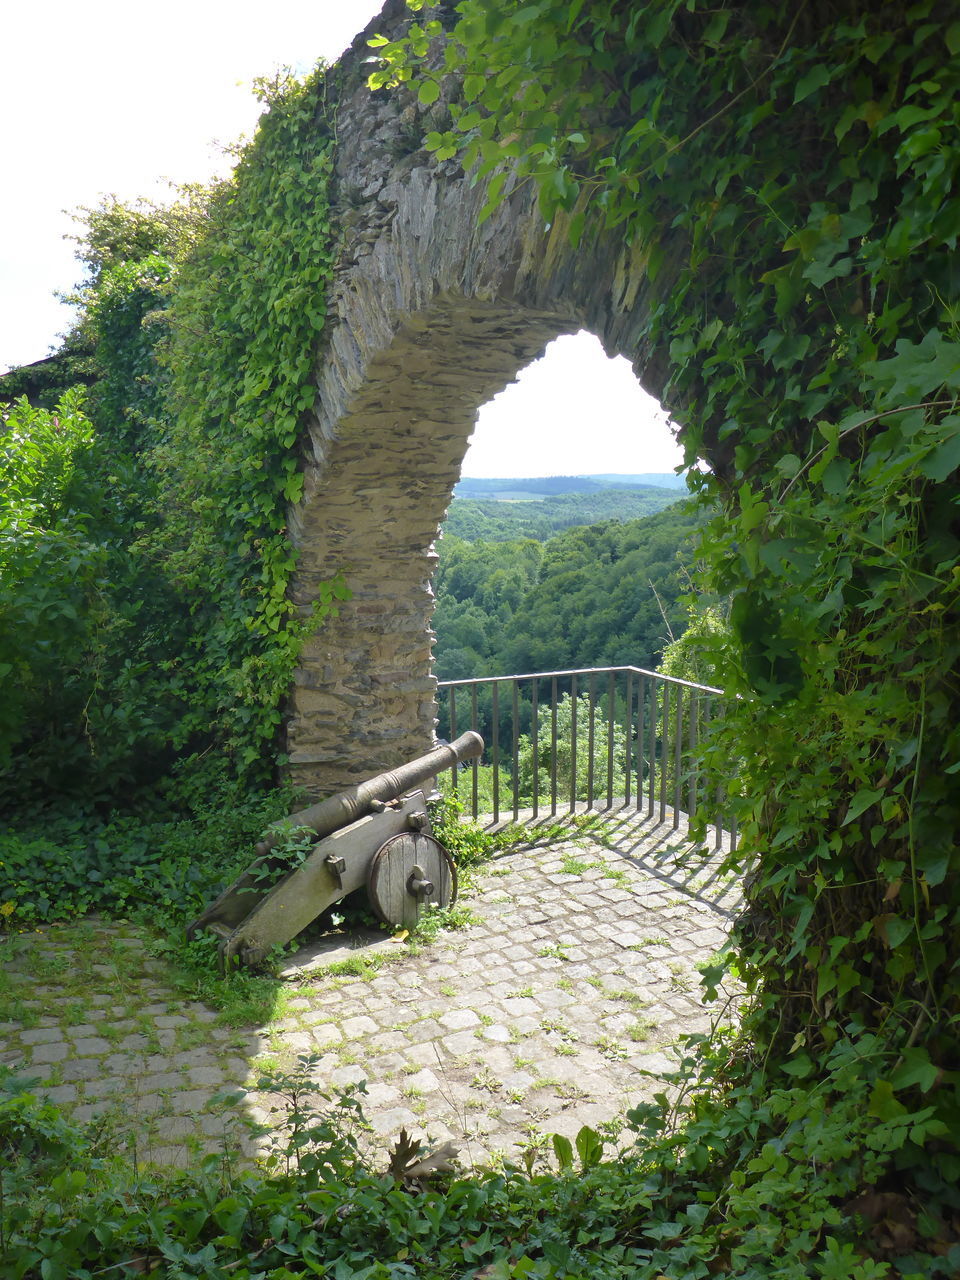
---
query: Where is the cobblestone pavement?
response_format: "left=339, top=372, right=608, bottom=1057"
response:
left=0, top=810, right=741, bottom=1169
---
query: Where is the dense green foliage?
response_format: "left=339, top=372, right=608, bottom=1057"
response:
left=373, top=0, right=960, bottom=1263
left=3, top=0, right=960, bottom=1271
left=0, top=392, right=98, bottom=769
left=5, top=1027, right=959, bottom=1279
left=444, top=484, right=681, bottom=540
left=434, top=501, right=701, bottom=681
left=0, top=776, right=291, bottom=932
left=0, top=71, right=347, bottom=815
left=0, top=386, right=190, bottom=803
left=153, top=79, right=348, bottom=775
left=514, top=692, right=629, bottom=805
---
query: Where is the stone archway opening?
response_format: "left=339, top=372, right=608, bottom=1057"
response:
left=285, top=310, right=679, bottom=801
left=282, top=5, right=680, bottom=800
left=286, top=304, right=579, bottom=798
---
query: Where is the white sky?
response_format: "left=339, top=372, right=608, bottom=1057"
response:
left=2, top=0, right=683, bottom=479
left=466, top=333, right=681, bottom=477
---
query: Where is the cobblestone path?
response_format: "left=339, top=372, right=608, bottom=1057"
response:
left=0, top=811, right=740, bottom=1169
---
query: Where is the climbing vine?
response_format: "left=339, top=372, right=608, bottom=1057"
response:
left=150, top=68, right=350, bottom=774
left=370, top=0, right=960, bottom=1255
left=0, top=68, right=348, bottom=806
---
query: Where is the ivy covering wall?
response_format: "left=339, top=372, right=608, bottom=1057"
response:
left=370, top=0, right=960, bottom=1264
left=0, top=70, right=347, bottom=811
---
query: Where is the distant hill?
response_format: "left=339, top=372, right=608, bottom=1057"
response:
left=434, top=499, right=703, bottom=683
left=454, top=472, right=688, bottom=500
left=589, top=472, right=689, bottom=491
left=444, top=486, right=683, bottom=541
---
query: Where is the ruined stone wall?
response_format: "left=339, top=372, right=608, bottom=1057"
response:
left=286, top=1, right=673, bottom=797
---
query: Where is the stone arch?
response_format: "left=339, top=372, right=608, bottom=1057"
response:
left=286, top=4, right=675, bottom=797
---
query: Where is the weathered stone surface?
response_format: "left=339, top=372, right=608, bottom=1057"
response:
left=283, top=1, right=677, bottom=797
left=1, top=807, right=740, bottom=1168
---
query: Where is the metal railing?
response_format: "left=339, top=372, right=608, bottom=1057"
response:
left=436, top=665, right=736, bottom=849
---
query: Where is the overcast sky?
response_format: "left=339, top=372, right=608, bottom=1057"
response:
left=2, top=0, right=683, bottom=478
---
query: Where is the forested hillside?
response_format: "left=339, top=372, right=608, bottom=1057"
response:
left=433, top=501, right=701, bottom=681
left=443, top=484, right=682, bottom=540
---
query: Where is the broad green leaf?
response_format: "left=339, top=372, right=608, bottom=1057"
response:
left=918, top=429, right=960, bottom=482
left=890, top=1049, right=940, bottom=1093
left=916, top=848, right=950, bottom=887
left=841, top=788, right=882, bottom=825
left=783, top=1052, right=814, bottom=1078
left=875, top=914, right=913, bottom=949
left=794, top=65, right=831, bottom=103
left=551, top=1133, right=574, bottom=1169
left=575, top=1124, right=603, bottom=1169
left=868, top=1080, right=908, bottom=1121
left=418, top=78, right=440, bottom=106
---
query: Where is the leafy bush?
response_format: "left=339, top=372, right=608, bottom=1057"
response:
left=3, top=1029, right=958, bottom=1279
left=428, top=789, right=520, bottom=873
left=0, top=392, right=103, bottom=770
left=0, top=69, right=349, bottom=816
left=0, top=768, right=292, bottom=932
left=515, top=693, right=629, bottom=808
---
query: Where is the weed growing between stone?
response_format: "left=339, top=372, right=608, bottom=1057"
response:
left=4, top=1027, right=957, bottom=1280
left=0, top=785, right=516, bottom=1029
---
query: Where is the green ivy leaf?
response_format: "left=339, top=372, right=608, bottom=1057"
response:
left=793, top=65, right=832, bottom=104
left=890, top=1048, right=940, bottom=1093
left=918, top=427, right=960, bottom=482
left=783, top=1052, right=814, bottom=1078
left=868, top=1080, right=908, bottom=1121
left=841, top=788, right=883, bottom=826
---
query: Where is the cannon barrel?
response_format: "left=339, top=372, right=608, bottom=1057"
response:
left=254, top=731, right=484, bottom=856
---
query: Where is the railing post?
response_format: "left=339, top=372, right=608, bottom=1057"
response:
left=659, top=681, right=669, bottom=825
left=636, top=673, right=646, bottom=812
left=672, top=682, right=684, bottom=830
left=587, top=670, right=596, bottom=812
left=569, top=673, right=578, bottom=815
left=470, top=684, right=479, bottom=820
left=625, top=670, right=634, bottom=808
left=688, top=689, right=699, bottom=821
left=492, top=681, right=500, bottom=825
left=606, top=669, right=616, bottom=810
left=449, top=685, right=458, bottom=798
left=550, top=675, right=558, bottom=816
left=648, top=676, right=657, bottom=820
left=531, top=678, right=540, bottom=820
left=512, top=680, right=520, bottom=823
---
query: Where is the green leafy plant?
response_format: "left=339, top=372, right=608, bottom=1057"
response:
left=0, top=67, right=349, bottom=816
left=369, top=0, right=960, bottom=1260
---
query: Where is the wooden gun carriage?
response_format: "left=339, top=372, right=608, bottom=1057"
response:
left=187, top=732, right=483, bottom=971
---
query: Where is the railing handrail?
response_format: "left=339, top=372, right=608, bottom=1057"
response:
left=438, top=664, right=725, bottom=698
left=435, top=662, right=736, bottom=848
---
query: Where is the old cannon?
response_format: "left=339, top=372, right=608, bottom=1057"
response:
left=187, top=731, right=484, bottom=971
